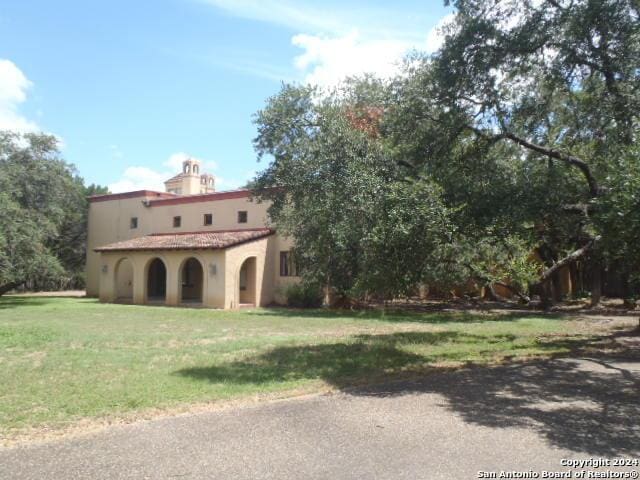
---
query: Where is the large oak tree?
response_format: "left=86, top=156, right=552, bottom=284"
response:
left=0, top=132, right=107, bottom=295
left=253, top=0, right=639, bottom=305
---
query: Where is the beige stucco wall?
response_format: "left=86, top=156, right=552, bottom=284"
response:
left=224, top=236, right=271, bottom=308
left=86, top=197, right=158, bottom=297
left=269, top=235, right=298, bottom=305
left=87, top=191, right=300, bottom=308
left=115, top=258, right=133, bottom=299
left=148, top=197, right=271, bottom=233
left=87, top=193, right=272, bottom=297
left=99, top=250, right=227, bottom=308
left=97, top=235, right=296, bottom=309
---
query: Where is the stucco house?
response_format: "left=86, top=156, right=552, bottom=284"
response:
left=86, top=158, right=298, bottom=309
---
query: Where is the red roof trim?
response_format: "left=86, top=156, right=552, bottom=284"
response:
left=148, top=227, right=273, bottom=236
left=147, top=189, right=253, bottom=206
left=94, top=228, right=275, bottom=253
left=89, top=187, right=282, bottom=206
left=88, top=190, right=176, bottom=203
left=223, top=230, right=275, bottom=251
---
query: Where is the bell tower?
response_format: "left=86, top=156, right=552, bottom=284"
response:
left=164, top=157, right=216, bottom=195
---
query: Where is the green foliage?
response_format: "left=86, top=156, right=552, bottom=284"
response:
left=593, top=146, right=640, bottom=291
left=389, top=0, right=639, bottom=298
left=253, top=83, right=468, bottom=299
left=0, top=296, right=601, bottom=437
left=253, top=0, right=639, bottom=302
left=0, top=131, right=109, bottom=293
left=282, top=282, right=324, bottom=308
left=0, top=190, right=65, bottom=290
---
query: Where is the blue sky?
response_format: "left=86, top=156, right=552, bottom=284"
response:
left=0, top=0, right=452, bottom=192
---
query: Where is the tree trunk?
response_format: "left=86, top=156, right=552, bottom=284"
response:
left=494, top=282, right=530, bottom=303
left=540, top=281, right=554, bottom=311
left=591, top=262, right=602, bottom=307
left=569, top=262, right=578, bottom=298
left=0, top=281, right=24, bottom=297
left=551, top=271, right=563, bottom=302
left=486, top=283, right=510, bottom=303
left=537, top=236, right=601, bottom=285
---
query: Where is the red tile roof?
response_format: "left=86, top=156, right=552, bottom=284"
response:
left=164, top=173, right=184, bottom=183
left=147, top=189, right=253, bottom=206
left=94, top=228, right=274, bottom=252
left=88, top=190, right=176, bottom=203
left=88, top=187, right=282, bottom=206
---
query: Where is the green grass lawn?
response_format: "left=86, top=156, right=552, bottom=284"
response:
left=0, top=296, right=616, bottom=442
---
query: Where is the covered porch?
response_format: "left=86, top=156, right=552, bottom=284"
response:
left=94, top=229, right=274, bottom=309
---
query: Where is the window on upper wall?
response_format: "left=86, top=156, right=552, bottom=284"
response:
left=204, top=213, right=213, bottom=226
left=130, top=217, right=138, bottom=229
left=280, top=251, right=298, bottom=277
left=173, top=216, right=181, bottom=228
left=238, top=211, right=248, bottom=223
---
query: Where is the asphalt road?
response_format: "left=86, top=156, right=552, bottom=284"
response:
left=2, top=357, right=639, bottom=480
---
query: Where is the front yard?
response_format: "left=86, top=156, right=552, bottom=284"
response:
left=0, top=296, right=633, bottom=444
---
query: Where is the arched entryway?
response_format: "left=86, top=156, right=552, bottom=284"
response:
left=114, top=258, right=133, bottom=302
left=238, top=257, right=257, bottom=306
left=180, top=257, right=203, bottom=304
left=146, top=258, right=167, bottom=303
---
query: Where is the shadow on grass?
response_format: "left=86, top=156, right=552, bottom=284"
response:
left=176, top=329, right=639, bottom=456
left=177, top=332, right=487, bottom=385
left=175, top=331, right=588, bottom=388
left=251, top=307, right=566, bottom=325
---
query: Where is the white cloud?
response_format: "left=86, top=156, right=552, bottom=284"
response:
left=163, top=151, right=218, bottom=172
left=425, top=13, right=456, bottom=53
left=0, top=59, right=39, bottom=132
left=199, top=0, right=349, bottom=35
left=292, top=32, right=409, bottom=88
left=108, top=166, right=171, bottom=193
left=199, top=0, right=455, bottom=86
left=291, top=15, right=454, bottom=89
left=108, top=152, right=221, bottom=193
left=164, top=152, right=190, bottom=170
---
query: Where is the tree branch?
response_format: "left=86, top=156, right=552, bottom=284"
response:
left=462, top=123, right=600, bottom=197
left=535, top=235, right=601, bottom=285
left=0, top=281, right=24, bottom=297
left=545, top=0, right=566, bottom=10
left=494, top=281, right=531, bottom=303
left=561, top=203, right=594, bottom=215
left=501, top=132, right=600, bottom=197
left=465, top=263, right=531, bottom=303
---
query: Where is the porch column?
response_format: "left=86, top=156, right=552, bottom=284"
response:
left=165, top=256, right=180, bottom=306
left=132, top=256, right=146, bottom=304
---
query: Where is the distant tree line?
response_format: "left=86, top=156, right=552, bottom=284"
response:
left=253, top=0, right=640, bottom=308
left=0, top=131, right=108, bottom=296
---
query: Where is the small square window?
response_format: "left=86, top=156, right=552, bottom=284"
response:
left=130, top=217, right=138, bottom=229
left=204, top=213, right=213, bottom=226
left=173, top=216, right=181, bottom=228
left=238, top=211, right=248, bottom=223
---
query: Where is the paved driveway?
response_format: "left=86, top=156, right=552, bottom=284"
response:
left=1, top=357, right=639, bottom=480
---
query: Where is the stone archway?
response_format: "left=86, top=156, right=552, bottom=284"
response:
left=114, top=258, right=133, bottom=302
left=238, top=257, right=257, bottom=306
left=180, top=257, right=203, bottom=304
left=146, top=258, right=167, bottom=303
